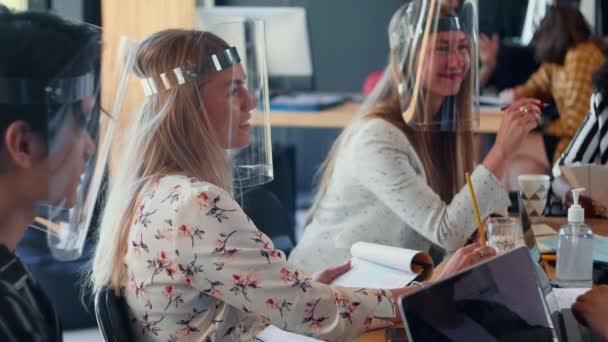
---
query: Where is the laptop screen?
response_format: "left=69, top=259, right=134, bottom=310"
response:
left=400, top=247, right=554, bottom=342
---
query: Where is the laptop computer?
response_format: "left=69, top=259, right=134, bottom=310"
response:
left=398, top=247, right=596, bottom=341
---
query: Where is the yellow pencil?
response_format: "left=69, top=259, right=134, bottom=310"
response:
left=33, top=216, right=62, bottom=235
left=541, top=254, right=557, bottom=262
left=465, top=172, right=486, bottom=246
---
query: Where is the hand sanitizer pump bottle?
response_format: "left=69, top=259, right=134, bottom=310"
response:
left=556, top=188, right=594, bottom=288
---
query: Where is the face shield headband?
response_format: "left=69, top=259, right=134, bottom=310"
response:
left=140, top=47, right=241, bottom=96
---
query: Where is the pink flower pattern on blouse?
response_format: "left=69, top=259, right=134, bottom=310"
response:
left=124, top=175, right=395, bottom=341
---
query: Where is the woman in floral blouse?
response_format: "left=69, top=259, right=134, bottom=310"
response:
left=90, top=28, right=496, bottom=341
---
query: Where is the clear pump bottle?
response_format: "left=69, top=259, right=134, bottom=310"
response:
left=556, top=188, right=594, bottom=288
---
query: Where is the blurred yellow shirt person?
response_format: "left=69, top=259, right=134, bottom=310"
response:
left=501, top=5, right=605, bottom=161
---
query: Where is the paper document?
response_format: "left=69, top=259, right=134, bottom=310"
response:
left=552, top=288, right=590, bottom=310
left=532, top=223, right=558, bottom=237
left=560, top=164, right=608, bottom=210
left=331, top=242, right=433, bottom=288
left=256, top=325, right=322, bottom=342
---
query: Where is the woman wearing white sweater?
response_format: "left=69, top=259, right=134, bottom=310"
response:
left=290, top=2, right=543, bottom=274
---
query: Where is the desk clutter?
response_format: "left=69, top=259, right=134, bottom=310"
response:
left=269, top=92, right=348, bottom=111
left=538, top=235, right=608, bottom=264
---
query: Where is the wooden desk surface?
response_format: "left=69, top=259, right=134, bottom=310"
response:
left=258, top=102, right=503, bottom=133
left=356, top=216, right=608, bottom=342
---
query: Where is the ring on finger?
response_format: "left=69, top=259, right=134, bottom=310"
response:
left=519, top=106, right=529, bottom=114
left=475, top=248, right=485, bottom=258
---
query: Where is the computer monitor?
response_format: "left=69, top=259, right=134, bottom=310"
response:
left=196, top=6, right=314, bottom=91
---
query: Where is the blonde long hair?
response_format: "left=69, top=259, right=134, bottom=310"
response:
left=91, top=29, right=232, bottom=293
left=306, top=4, right=476, bottom=225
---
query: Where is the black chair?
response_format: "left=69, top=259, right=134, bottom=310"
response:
left=242, top=187, right=295, bottom=255
left=94, top=287, right=133, bottom=342
left=263, top=144, right=296, bottom=231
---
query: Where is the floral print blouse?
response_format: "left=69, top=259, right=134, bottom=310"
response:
left=124, top=175, right=395, bottom=342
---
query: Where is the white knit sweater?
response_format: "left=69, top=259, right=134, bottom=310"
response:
left=289, top=118, right=510, bottom=274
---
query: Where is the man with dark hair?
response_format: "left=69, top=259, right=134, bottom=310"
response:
left=0, top=8, right=106, bottom=341
left=478, top=0, right=539, bottom=92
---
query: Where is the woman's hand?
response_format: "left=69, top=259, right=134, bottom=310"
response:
left=495, top=98, right=543, bottom=154
left=314, top=260, right=351, bottom=285
left=434, top=243, right=496, bottom=281
left=483, top=98, right=543, bottom=179
left=571, top=285, right=608, bottom=340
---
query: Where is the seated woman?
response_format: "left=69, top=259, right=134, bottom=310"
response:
left=289, top=2, right=541, bottom=274
left=89, top=24, right=495, bottom=341
left=500, top=5, right=605, bottom=164
left=551, top=60, right=608, bottom=216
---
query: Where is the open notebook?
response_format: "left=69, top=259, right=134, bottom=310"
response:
left=331, top=242, right=434, bottom=288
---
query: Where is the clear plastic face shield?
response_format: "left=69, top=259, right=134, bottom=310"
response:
left=392, top=0, right=479, bottom=132
left=138, top=21, right=273, bottom=193
left=0, top=23, right=126, bottom=260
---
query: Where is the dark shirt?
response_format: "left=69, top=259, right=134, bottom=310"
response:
left=478, top=0, right=539, bottom=91
left=0, top=244, right=62, bottom=342
left=478, top=0, right=529, bottom=38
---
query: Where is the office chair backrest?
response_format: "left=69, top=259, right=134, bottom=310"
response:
left=94, top=287, right=133, bottom=342
left=242, top=187, right=294, bottom=254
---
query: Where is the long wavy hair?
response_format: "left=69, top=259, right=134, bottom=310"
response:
left=532, top=5, right=602, bottom=65
left=91, top=29, right=232, bottom=293
left=306, top=3, right=476, bottom=225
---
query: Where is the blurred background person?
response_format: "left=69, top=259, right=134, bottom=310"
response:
left=501, top=5, right=605, bottom=164
left=552, top=60, right=608, bottom=217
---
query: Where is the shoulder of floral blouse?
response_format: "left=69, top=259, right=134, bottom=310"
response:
left=160, top=175, right=231, bottom=198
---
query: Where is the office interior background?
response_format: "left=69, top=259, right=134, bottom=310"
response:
left=2, top=0, right=608, bottom=340
left=3, top=0, right=606, bottom=239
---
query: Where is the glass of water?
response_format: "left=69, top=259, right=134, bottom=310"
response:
left=485, top=217, right=525, bottom=254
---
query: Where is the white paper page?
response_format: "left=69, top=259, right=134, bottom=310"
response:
left=331, top=257, right=419, bottom=288
left=256, top=325, right=322, bottom=342
left=552, top=288, right=590, bottom=310
left=532, top=223, right=558, bottom=237
left=350, top=241, right=421, bottom=273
